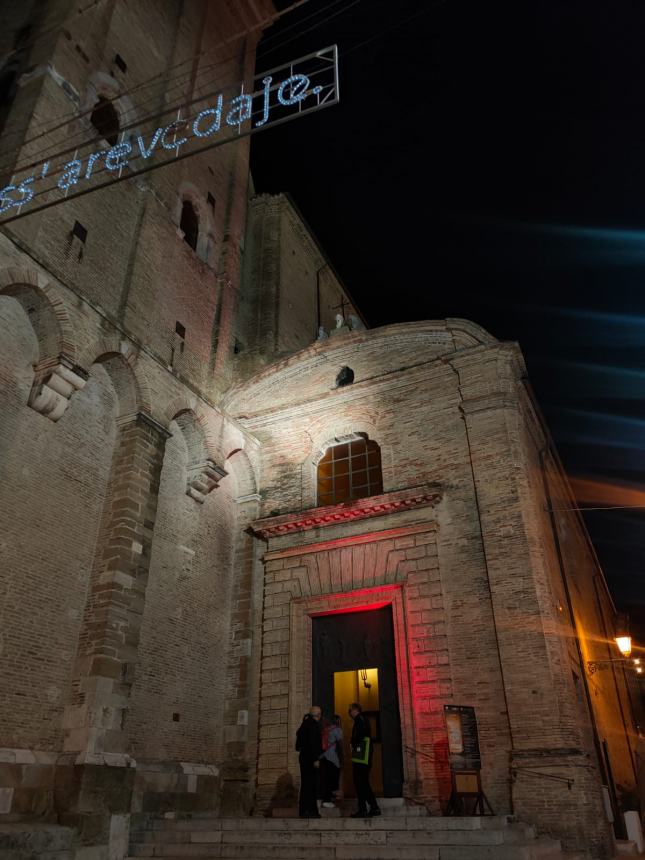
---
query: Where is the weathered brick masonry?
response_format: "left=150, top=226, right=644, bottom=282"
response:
left=0, top=2, right=640, bottom=859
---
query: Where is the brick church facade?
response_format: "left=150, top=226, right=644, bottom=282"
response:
left=0, top=3, right=641, bottom=859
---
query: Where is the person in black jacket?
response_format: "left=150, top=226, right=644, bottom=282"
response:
left=349, top=702, right=381, bottom=817
left=295, top=705, right=323, bottom=818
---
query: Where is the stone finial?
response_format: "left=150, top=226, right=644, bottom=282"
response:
left=348, top=314, right=365, bottom=331
left=186, top=459, right=228, bottom=503
left=317, top=326, right=328, bottom=340
left=329, top=315, right=351, bottom=338
left=28, top=356, right=88, bottom=421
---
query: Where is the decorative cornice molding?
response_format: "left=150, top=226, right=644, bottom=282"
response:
left=460, top=392, right=519, bottom=416
left=231, top=362, right=457, bottom=431
left=115, top=410, right=172, bottom=438
left=186, top=459, right=228, bottom=503
left=28, top=353, right=88, bottom=422
left=263, top=521, right=438, bottom=562
left=249, top=485, right=441, bottom=541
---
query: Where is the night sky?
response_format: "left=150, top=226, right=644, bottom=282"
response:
left=250, top=0, right=645, bottom=634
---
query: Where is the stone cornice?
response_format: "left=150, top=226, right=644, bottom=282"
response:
left=249, top=485, right=441, bottom=540
left=223, top=320, right=500, bottom=424
left=233, top=360, right=457, bottom=431
left=263, top=522, right=437, bottom=561
left=460, top=392, right=519, bottom=416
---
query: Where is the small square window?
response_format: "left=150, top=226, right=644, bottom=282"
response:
left=175, top=321, right=186, bottom=339
left=335, top=475, right=350, bottom=495
left=72, top=220, right=87, bottom=243
left=351, top=452, right=368, bottom=472
left=332, top=443, right=349, bottom=461
left=352, top=469, right=367, bottom=486
left=207, top=191, right=215, bottom=209
left=318, top=462, right=333, bottom=479
left=335, top=459, right=349, bottom=476
left=114, top=53, right=127, bottom=73
left=317, top=438, right=383, bottom=506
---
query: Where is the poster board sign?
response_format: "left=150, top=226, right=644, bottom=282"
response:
left=444, top=705, right=481, bottom=771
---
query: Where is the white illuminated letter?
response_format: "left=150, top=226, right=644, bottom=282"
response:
left=105, top=142, right=131, bottom=171
left=85, top=150, right=106, bottom=180
left=277, top=74, right=310, bottom=106
left=59, top=160, right=82, bottom=191
left=0, top=185, right=18, bottom=214
left=255, top=76, right=272, bottom=128
left=161, top=121, right=188, bottom=151
left=136, top=127, right=163, bottom=159
left=192, top=96, right=223, bottom=137
left=17, top=176, right=35, bottom=206
left=225, top=94, right=252, bottom=128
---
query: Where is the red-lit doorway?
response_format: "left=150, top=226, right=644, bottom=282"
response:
left=312, top=605, right=404, bottom=797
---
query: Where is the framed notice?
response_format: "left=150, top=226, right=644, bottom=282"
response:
left=443, top=705, right=481, bottom=772
left=444, top=705, right=493, bottom=815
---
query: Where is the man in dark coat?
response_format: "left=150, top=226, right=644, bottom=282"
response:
left=349, top=702, right=381, bottom=817
left=296, top=705, right=323, bottom=818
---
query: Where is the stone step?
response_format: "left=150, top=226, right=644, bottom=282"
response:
left=127, top=846, right=563, bottom=860
left=0, top=853, right=73, bottom=860
left=323, top=806, right=428, bottom=818
left=135, top=815, right=518, bottom=833
left=128, top=814, right=560, bottom=860
left=0, top=823, right=74, bottom=859
left=128, top=829, right=558, bottom=858
left=131, top=825, right=538, bottom=848
left=435, top=840, right=564, bottom=860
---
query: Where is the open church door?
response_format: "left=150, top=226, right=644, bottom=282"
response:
left=312, top=604, right=404, bottom=797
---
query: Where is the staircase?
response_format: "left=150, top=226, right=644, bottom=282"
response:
left=128, top=807, right=565, bottom=860
left=0, top=822, right=74, bottom=860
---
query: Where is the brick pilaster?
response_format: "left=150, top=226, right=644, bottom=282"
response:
left=220, top=493, right=262, bottom=814
left=450, top=349, right=613, bottom=858
left=63, top=411, right=170, bottom=759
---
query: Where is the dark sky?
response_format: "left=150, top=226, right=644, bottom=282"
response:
left=250, top=0, right=645, bottom=633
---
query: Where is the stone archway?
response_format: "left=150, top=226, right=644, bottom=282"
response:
left=0, top=272, right=87, bottom=421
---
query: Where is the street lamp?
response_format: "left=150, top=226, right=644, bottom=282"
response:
left=614, top=613, right=632, bottom=658
left=587, top=614, right=640, bottom=674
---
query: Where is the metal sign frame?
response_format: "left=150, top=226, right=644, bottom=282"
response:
left=0, top=45, right=339, bottom=224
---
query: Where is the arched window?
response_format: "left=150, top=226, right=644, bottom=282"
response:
left=180, top=200, right=199, bottom=251
left=317, top=436, right=383, bottom=507
left=90, top=95, right=120, bottom=145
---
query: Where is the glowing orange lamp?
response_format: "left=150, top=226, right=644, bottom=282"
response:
left=614, top=613, right=632, bottom=659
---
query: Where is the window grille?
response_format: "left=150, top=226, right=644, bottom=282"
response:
left=317, top=437, right=383, bottom=506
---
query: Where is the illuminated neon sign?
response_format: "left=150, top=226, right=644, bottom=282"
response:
left=0, top=46, right=339, bottom=223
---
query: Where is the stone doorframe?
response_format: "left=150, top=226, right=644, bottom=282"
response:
left=250, top=487, right=445, bottom=810
left=287, top=583, right=420, bottom=798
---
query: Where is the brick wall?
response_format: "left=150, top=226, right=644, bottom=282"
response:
left=234, top=193, right=361, bottom=376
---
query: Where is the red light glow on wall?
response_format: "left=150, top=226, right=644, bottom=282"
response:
left=309, top=585, right=400, bottom=618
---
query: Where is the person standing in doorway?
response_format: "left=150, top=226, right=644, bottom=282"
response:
left=295, top=705, right=323, bottom=818
left=321, top=714, right=344, bottom=807
left=349, top=702, right=381, bottom=817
